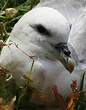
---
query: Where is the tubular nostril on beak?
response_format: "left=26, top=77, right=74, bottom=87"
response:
left=63, top=49, right=71, bottom=57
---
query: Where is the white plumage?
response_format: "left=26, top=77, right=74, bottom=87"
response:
left=0, top=7, right=72, bottom=93
left=0, top=0, right=86, bottom=108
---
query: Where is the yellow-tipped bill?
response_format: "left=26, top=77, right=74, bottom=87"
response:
left=65, top=58, right=74, bottom=73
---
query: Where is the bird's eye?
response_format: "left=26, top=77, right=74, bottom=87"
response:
left=35, top=24, right=51, bottom=36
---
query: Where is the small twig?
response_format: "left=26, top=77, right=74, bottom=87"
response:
left=9, top=40, right=35, bottom=83
left=28, top=59, right=34, bottom=78
left=9, top=40, right=35, bottom=59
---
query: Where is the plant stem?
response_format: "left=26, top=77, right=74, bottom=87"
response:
left=1, top=0, right=9, bottom=11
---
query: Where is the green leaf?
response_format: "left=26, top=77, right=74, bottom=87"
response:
left=79, top=72, right=86, bottom=91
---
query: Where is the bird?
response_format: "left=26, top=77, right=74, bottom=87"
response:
left=0, top=6, right=74, bottom=90
left=0, top=0, right=86, bottom=109
left=0, top=6, right=74, bottom=101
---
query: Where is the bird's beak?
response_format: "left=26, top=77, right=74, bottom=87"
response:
left=60, top=57, right=74, bottom=73
left=51, top=42, right=74, bottom=73
left=64, top=57, right=74, bottom=73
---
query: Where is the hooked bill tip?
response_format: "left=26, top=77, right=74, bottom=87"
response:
left=65, top=58, right=75, bottom=73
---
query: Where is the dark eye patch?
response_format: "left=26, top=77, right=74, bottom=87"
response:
left=33, top=24, right=51, bottom=36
